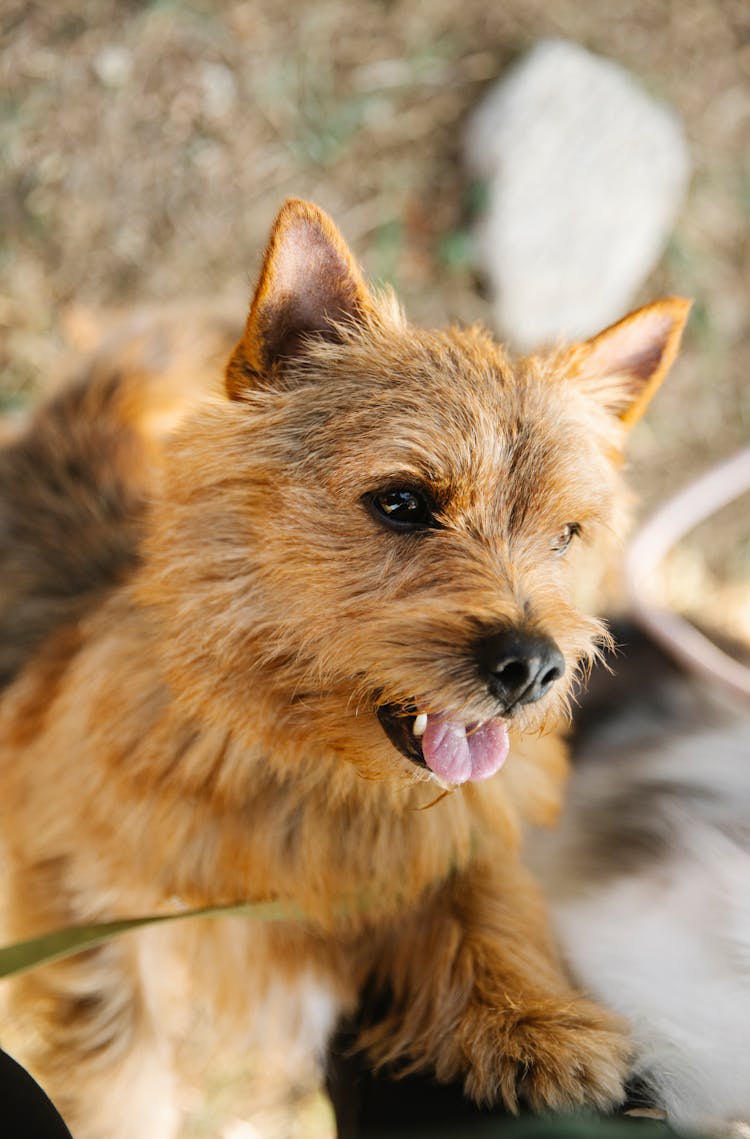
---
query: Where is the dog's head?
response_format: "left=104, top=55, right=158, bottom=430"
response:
left=146, top=200, right=689, bottom=787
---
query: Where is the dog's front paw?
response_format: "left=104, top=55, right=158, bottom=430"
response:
left=452, top=995, right=630, bottom=1113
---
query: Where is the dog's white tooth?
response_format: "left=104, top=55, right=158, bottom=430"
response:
left=412, top=712, right=428, bottom=737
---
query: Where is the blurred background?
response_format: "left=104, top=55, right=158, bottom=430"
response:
left=1, top=1, right=749, bottom=1134
left=2, top=2, right=749, bottom=604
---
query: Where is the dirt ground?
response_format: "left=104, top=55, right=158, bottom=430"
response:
left=2, top=0, right=749, bottom=609
left=1, top=1, right=749, bottom=1135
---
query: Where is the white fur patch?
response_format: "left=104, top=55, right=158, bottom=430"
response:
left=249, top=970, right=341, bottom=1071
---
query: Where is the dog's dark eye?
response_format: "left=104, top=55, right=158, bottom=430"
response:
left=551, top=522, right=580, bottom=555
left=366, top=488, right=435, bottom=531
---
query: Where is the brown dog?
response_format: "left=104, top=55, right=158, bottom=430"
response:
left=0, top=200, right=689, bottom=1138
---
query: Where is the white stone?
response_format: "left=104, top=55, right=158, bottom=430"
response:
left=465, top=39, right=691, bottom=349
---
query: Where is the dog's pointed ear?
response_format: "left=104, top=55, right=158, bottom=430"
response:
left=226, top=199, right=370, bottom=396
left=573, top=297, right=691, bottom=427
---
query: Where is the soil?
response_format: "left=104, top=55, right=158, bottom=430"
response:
left=2, top=0, right=749, bottom=592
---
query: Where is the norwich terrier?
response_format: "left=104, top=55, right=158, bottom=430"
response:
left=0, top=200, right=689, bottom=1138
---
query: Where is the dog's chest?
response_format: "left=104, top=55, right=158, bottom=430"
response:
left=147, top=914, right=346, bottom=1069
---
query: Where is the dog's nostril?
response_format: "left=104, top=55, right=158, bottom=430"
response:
left=495, top=660, right=529, bottom=691
left=475, top=629, right=565, bottom=712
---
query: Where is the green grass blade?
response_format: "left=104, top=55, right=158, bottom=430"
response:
left=0, top=900, right=303, bottom=978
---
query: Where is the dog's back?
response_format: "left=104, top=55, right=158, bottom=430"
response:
left=0, top=372, right=147, bottom=689
left=0, top=305, right=237, bottom=689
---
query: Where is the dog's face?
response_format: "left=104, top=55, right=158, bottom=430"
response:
left=145, top=200, right=689, bottom=787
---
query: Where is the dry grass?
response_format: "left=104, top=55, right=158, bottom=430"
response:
left=2, top=0, right=749, bottom=610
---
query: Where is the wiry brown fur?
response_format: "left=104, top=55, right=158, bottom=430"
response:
left=0, top=302, right=237, bottom=691
left=0, top=200, right=689, bottom=1138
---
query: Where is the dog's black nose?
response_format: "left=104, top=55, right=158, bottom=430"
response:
left=475, top=630, right=565, bottom=712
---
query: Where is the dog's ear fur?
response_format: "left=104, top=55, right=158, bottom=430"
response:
left=226, top=199, right=370, bottom=396
left=573, top=297, right=691, bottom=427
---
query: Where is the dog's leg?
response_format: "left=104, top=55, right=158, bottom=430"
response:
left=359, top=854, right=630, bottom=1112
left=8, top=948, right=179, bottom=1139
left=4, top=876, right=179, bottom=1139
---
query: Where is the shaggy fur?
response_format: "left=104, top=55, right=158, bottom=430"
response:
left=0, top=200, right=689, bottom=1138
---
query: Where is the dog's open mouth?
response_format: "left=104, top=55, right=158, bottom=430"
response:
left=376, top=704, right=510, bottom=785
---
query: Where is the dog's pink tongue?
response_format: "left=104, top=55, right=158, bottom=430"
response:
left=420, top=716, right=510, bottom=784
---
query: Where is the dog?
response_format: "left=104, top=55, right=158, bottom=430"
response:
left=0, top=199, right=689, bottom=1138
left=529, top=618, right=750, bottom=1130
